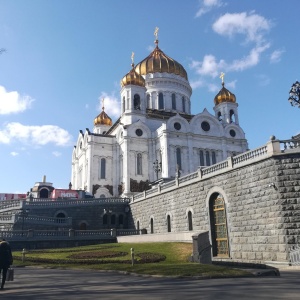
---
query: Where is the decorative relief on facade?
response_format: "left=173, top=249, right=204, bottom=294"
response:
left=130, top=178, right=151, bottom=193
left=104, top=185, right=113, bottom=196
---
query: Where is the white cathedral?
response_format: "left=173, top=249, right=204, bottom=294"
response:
left=71, top=31, right=248, bottom=198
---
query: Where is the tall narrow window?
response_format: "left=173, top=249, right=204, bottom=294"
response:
left=158, top=93, right=164, bottom=109
left=134, top=94, right=141, bottom=110
left=172, top=94, right=176, bottom=110
left=100, top=158, right=106, bottom=179
left=199, top=150, right=204, bottom=166
left=103, top=214, right=108, bottom=225
left=147, top=94, right=151, bottom=108
left=137, top=153, right=142, bottom=175
left=230, top=110, right=235, bottom=123
left=120, top=155, right=123, bottom=180
left=111, top=214, right=116, bottom=225
left=212, top=151, right=216, bottom=164
left=122, top=96, right=125, bottom=112
left=182, top=97, right=185, bottom=113
left=137, top=220, right=140, bottom=231
left=176, top=148, right=182, bottom=170
left=206, top=151, right=211, bottom=166
left=188, top=211, right=193, bottom=231
left=218, top=111, right=222, bottom=121
left=119, top=215, right=124, bottom=225
left=167, top=215, right=171, bottom=232
left=150, top=218, right=154, bottom=234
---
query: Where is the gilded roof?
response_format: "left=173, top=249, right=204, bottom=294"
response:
left=214, top=83, right=236, bottom=105
left=134, top=42, right=188, bottom=80
left=121, top=63, right=145, bottom=87
left=94, top=107, right=112, bottom=126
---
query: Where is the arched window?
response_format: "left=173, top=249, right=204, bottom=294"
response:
left=111, top=214, right=116, bottom=225
left=176, top=148, right=182, bottom=170
left=137, top=153, right=142, bottom=175
left=209, top=193, right=229, bottom=257
left=56, top=212, right=66, bottom=218
left=182, top=96, right=185, bottom=113
left=230, top=110, right=235, bottom=123
left=172, top=94, right=176, bottom=110
left=167, top=215, right=171, bottom=232
left=100, top=158, right=106, bottom=179
left=150, top=218, right=154, bottom=234
left=147, top=94, right=151, bottom=108
left=218, top=111, right=222, bottom=121
left=39, top=188, right=49, bottom=198
left=122, top=96, right=125, bottom=112
left=103, top=214, right=108, bottom=225
left=206, top=151, right=210, bottom=166
left=158, top=93, right=164, bottom=109
left=188, top=211, right=193, bottom=231
left=120, top=155, right=123, bottom=180
left=118, top=215, right=124, bottom=225
left=99, top=194, right=106, bottom=198
left=212, top=151, right=216, bottom=164
left=137, top=220, right=140, bottom=231
left=199, top=150, right=204, bottom=166
left=134, top=94, right=141, bottom=110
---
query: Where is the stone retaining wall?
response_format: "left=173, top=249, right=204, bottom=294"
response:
left=129, top=153, right=300, bottom=263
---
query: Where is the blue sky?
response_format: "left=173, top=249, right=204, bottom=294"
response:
left=0, top=0, right=299, bottom=193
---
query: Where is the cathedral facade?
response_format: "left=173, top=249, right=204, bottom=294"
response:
left=71, top=36, right=248, bottom=198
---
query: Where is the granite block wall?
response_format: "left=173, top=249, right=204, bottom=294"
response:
left=129, top=153, right=300, bottom=263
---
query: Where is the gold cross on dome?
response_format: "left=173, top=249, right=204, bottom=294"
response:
left=220, top=72, right=225, bottom=84
left=102, top=98, right=105, bottom=110
left=131, top=52, right=135, bottom=64
left=154, top=27, right=159, bottom=40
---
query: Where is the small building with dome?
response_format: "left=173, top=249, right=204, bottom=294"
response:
left=71, top=32, right=248, bottom=198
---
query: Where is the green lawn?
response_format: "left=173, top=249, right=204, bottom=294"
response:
left=13, top=242, right=251, bottom=278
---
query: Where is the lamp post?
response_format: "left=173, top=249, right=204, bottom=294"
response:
left=288, top=81, right=300, bottom=107
left=153, top=159, right=162, bottom=181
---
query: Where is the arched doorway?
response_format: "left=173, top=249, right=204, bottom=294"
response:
left=39, top=188, right=49, bottom=198
left=79, top=222, right=87, bottom=230
left=210, top=193, right=229, bottom=257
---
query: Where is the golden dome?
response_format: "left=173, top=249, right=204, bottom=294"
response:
left=94, top=105, right=112, bottom=126
left=134, top=40, right=188, bottom=80
left=121, top=63, right=145, bottom=87
left=214, top=82, right=236, bottom=105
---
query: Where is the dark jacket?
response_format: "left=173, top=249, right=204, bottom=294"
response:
left=0, top=241, right=13, bottom=268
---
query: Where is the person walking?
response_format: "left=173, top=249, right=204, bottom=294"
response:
left=0, top=239, right=13, bottom=290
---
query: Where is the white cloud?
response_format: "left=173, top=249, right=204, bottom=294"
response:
left=195, top=0, right=225, bottom=17
left=228, top=43, right=270, bottom=71
left=212, top=12, right=272, bottom=44
left=97, top=92, right=120, bottom=119
left=0, top=86, right=34, bottom=115
left=52, top=151, right=62, bottom=157
left=190, top=55, right=226, bottom=78
left=270, top=49, right=284, bottom=63
left=10, top=151, right=19, bottom=156
left=256, top=74, right=271, bottom=86
left=0, top=122, right=73, bottom=146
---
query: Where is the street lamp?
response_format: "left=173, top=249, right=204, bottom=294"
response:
left=153, top=159, right=162, bottom=181
left=288, top=81, right=300, bottom=107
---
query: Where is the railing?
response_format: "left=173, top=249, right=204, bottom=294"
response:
left=290, top=245, right=300, bottom=266
left=132, top=138, right=300, bottom=202
left=14, top=214, right=73, bottom=226
left=0, top=228, right=141, bottom=241
left=280, top=138, right=300, bottom=152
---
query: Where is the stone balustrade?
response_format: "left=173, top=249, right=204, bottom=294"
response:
left=132, top=137, right=299, bottom=202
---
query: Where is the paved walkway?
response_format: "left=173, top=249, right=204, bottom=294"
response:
left=1, top=267, right=300, bottom=299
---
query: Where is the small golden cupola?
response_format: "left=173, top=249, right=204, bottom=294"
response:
left=121, top=52, right=145, bottom=88
left=94, top=99, right=112, bottom=126
left=134, top=27, right=188, bottom=80
left=214, top=72, right=236, bottom=106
